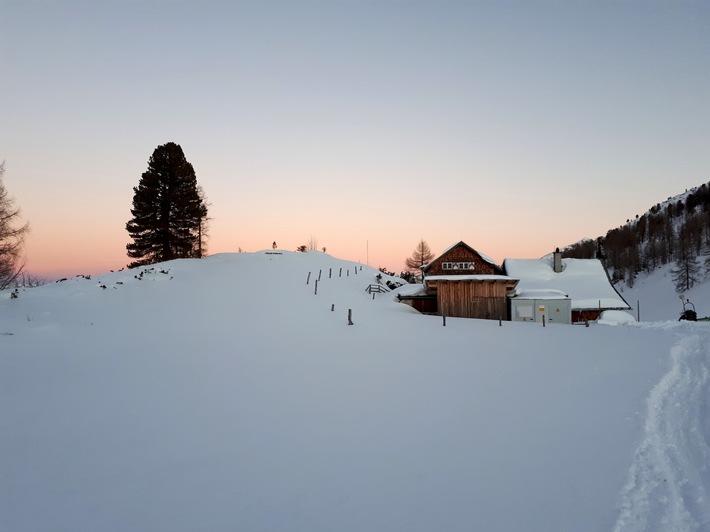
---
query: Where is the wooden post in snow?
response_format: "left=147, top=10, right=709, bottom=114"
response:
left=318, top=270, right=322, bottom=281
left=443, top=315, right=446, bottom=327
left=329, top=268, right=332, bottom=279
left=306, top=272, right=311, bottom=284
left=314, top=279, right=318, bottom=295
left=348, top=309, right=353, bottom=325
left=331, top=304, right=335, bottom=312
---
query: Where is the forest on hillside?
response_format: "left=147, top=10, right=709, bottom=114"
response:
left=563, top=181, right=710, bottom=291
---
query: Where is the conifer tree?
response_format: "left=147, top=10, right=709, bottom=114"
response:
left=671, top=229, right=700, bottom=292
left=0, top=162, right=30, bottom=289
left=126, top=143, right=208, bottom=268
left=405, top=239, right=434, bottom=273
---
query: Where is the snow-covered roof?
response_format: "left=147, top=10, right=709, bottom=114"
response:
left=440, top=241, right=498, bottom=267
left=504, top=258, right=630, bottom=310
left=514, top=289, right=570, bottom=300
left=396, top=283, right=427, bottom=297
left=422, top=241, right=500, bottom=271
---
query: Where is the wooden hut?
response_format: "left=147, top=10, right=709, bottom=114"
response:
left=421, top=241, right=518, bottom=320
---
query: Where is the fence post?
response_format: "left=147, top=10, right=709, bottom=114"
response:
left=372, top=293, right=375, bottom=300
left=306, top=272, right=311, bottom=284
left=329, top=268, right=332, bottom=279
left=542, top=315, right=546, bottom=327
left=348, top=309, right=353, bottom=325
left=318, top=270, right=322, bottom=281
left=331, top=304, right=335, bottom=312
left=443, top=315, right=446, bottom=327
left=339, top=268, right=342, bottom=277
left=314, top=279, right=318, bottom=295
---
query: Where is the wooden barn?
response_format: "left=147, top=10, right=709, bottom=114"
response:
left=417, top=241, right=518, bottom=320
left=398, top=243, right=630, bottom=324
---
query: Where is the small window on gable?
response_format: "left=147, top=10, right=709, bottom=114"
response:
left=442, top=261, right=474, bottom=271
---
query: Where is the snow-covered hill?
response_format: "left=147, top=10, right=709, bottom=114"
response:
left=616, top=261, right=710, bottom=322
left=2, top=251, right=709, bottom=531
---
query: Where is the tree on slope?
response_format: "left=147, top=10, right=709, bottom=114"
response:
left=405, top=239, right=434, bottom=273
left=194, top=185, right=210, bottom=259
left=671, top=229, right=700, bottom=293
left=126, top=143, right=208, bottom=268
left=0, top=162, right=30, bottom=289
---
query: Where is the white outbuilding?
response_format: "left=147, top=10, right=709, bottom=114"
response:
left=509, top=289, right=572, bottom=324
left=504, top=249, right=631, bottom=323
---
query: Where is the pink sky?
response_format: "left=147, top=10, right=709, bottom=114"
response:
left=2, top=1, right=707, bottom=280
left=14, top=166, right=684, bottom=280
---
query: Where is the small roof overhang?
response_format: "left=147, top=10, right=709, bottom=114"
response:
left=512, top=289, right=570, bottom=300
left=425, top=275, right=517, bottom=282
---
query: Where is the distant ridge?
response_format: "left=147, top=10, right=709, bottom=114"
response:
left=563, top=180, right=710, bottom=291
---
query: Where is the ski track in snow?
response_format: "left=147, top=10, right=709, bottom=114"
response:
left=615, top=328, right=710, bottom=532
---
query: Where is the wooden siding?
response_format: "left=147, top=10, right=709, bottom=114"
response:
left=425, top=242, right=502, bottom=276
left=437, top=280, right=510, bottom=320
left=573, top=309, right=603, bottom=323
left=398, top=295, right=437, bottom=314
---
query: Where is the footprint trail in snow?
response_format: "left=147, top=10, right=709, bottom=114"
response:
left=615, top=328, right=710, bottom=531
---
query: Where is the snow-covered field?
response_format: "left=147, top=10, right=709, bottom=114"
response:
left=2, top=251, right=709, bottom=531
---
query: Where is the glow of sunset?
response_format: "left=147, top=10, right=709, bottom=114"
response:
left=2, top=2, right=707, bottom=279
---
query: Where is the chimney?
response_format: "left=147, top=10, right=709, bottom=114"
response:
left=553, top=247, right=563, bottom=273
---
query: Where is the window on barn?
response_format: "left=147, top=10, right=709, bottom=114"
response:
left=442, top=262, right=474, bottom=270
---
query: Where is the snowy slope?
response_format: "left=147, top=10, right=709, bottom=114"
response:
left=616, top=262, right=710, bottom=322
left=2, top=251, right=709, bottom=531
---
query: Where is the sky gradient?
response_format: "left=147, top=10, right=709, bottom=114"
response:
left=2, top=0, right=708, bottom=278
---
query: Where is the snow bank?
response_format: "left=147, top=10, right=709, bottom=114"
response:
left=598, top=310, right=637, bottom=325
